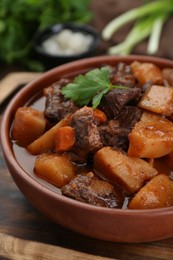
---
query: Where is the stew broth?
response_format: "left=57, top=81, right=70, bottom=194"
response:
left=11, top=61, right=173, bottom=210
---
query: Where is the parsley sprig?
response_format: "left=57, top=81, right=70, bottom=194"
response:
left=61, top=67, right=127, bottom=108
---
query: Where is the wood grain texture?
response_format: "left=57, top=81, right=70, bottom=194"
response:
left=1, top=88, right=173, bottom=260
left=0, top=232, right=113, bottom=260
left=1, top=1, right=173, bottom=259
left=0, top=72, right=42, bottom=105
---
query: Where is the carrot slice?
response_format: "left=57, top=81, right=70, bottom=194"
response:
left=93, top=109, right=107, bottom=123
left=55, top=126, right=75, bottom=152
left=27, top=116, right=70, bottom=155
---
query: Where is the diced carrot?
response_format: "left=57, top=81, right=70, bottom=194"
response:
left=27, top=116, right=71, bottom=155
left=93, top=109, right=107, bottom=123
left=55, top=126, right=75, bottom=152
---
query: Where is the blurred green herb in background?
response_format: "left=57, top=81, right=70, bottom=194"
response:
left=0, top=0, right=92, bottom=71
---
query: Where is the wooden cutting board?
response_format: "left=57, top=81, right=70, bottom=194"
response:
left=0, top=72, right=42, bottom=106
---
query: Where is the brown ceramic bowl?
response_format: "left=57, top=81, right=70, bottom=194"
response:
left=1, top=55, right=173, bottom=243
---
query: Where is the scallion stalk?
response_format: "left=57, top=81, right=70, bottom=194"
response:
left=147, top=14, right=168, bottom=54
left=108, top=17, right=154, bottom=55
left=102, top=0, right=173, bottom=56
left=102, top=0, right=173, bottom=40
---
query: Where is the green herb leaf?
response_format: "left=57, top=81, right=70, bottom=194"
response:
left=61, top=67, right=127, bottom=108
left=92, top=88, right=110, bottom=109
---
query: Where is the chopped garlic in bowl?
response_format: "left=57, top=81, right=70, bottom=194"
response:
left=33, top=23, right=100, bottom=69
left=42, top=29, right=94, bottom=56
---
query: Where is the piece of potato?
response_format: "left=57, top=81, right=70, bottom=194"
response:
left=128, top=112, right=173, bottom=158
left=34, top=153, right=77, bottom=188
left=93, top=147, right=158, bottom=194
left=162, top=68, right=173, bottom=86
left=138, top=85, right=173, bottom=116
left=130, top=61, right=163, bottom=86
left=128, top=174, right=173, bottom=209
left=27, top=116, right=71, bottom=155
left=11, top=107, right=46, bottom=146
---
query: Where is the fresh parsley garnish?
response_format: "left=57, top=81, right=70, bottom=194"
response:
left=61, top=67, right=127, bottom=108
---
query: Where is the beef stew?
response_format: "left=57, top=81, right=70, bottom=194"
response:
left=11, top=61, right=173, bottom=210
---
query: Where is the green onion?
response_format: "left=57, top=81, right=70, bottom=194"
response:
left=108, top=16, right=154, bottom=55
left=102, top=1, right=172, bottom=40
left=147, top=14, right=168, bottom=54
left=102, top=0, right=173, bottom=55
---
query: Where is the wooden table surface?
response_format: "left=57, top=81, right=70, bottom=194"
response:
left=1, top=88, right=173, bottom=260
left=1, top=1, right=173, bottom=259
left=1, top=117, right=173, bottom=260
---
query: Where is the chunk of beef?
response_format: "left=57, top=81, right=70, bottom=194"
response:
left=44, top=80, right=78, bottom=123
left=99, top=119, right=128, bottom=151
left=70, top=107, right=102, bottom=159
left=99, top=106, right=142, bottom=151
left=117, top=106, right=142, bottom=129
left=99, top=87, right=141, bottom=119
left=110, top=62, right=137, bottom=88
left=61, top=172, right=123, bottom=208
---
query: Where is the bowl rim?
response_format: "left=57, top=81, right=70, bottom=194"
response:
left=33, top=22, right=101, bottom=58
left=1, top=54, right=173, bottom=216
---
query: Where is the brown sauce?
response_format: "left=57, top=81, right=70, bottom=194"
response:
left=12, top=62, right=173, bottom=209
left=12, top=96, right=62, bottom=194
left=12, top=92, right=173, bottom=209
left=12, top=93, right=127, bottom=206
